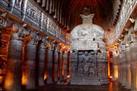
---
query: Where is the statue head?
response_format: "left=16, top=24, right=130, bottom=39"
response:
left=80, top=6, right=91, bottom=15
left=80, top=6, right=94, bottom=24
left=80, top=14, right=94, bottom=24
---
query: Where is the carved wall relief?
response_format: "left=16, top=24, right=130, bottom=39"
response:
left=71, top=50, right=108, bottom=85
left=41, top=13, right=48, bottom=32
left=24, top=0, right=41, bottom=28
left=0, top=0, right=10, bottom=9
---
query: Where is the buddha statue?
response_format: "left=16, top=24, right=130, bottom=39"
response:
left=71, top=7, right=105, bottom=50
left=71, top=7, right=108, bottom=85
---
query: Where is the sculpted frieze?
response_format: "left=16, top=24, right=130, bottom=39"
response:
left=11, top=0, right=24, bottom=18
left=13, top=0, right=23, bottom=10
left=108, top=0, right=137, bottom=44
left=0, top=0, right=67, bottom=43
left=41, top=13, right=48, bottom=32
left=0, top=0, right=10, bottom=9
left=47, top=18, right=56, bottom=36
left=25, top=0, right=41, bottom=27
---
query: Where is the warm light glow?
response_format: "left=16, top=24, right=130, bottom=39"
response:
left=114, top=65, right=118, bottom=80
left=67, top=75, right=71, bottom=79
left=108, top=63, right=111, bottom=78
left=44, top=74, right=48, bottom=80
left=109, top=82, right=113, bottom=91
left=110, top=76, right=112, bottom=79
left=4, top=71, right=14, bottom=90
left=0, top=76, right=3, bottom=83
left=107, top=51, right=111, bottom=78
left=21, top=72, right=28, bottom=86
left=113, top=50, right=119, bottom=57
left=62, top=46, right=66, bottom=49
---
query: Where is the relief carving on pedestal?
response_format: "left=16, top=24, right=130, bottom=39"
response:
left=77, top=52, right=96, bottom=77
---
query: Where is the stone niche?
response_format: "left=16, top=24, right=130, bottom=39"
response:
left=70, top=13, right=108, bottom=85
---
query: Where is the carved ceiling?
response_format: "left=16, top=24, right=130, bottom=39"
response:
left=34, top=0, right=123, bottom=32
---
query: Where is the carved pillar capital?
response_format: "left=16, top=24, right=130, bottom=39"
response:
left=0, top=12, right=8, bottom=29
left=29, top=32, right=42, bottom=46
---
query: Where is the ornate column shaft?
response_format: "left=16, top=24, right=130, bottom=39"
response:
left=121, top=63, right=124, bottom=86
left=122, top=64, right=127, bottom=87
left=67, top=51, right=70, bottom=76
left=130, top=45, right=137, bottom=91
left=0, top=27, right=12, bottom=90
left=119, top=64, right=123, bottom=83
left=57, top=49, right=61, bottom=81
left=34, top=40, right=42, bottom=87
left=126, top=64, right=131, bottom=89
left=61, top=51, right=65, bottom=81
left=19, top=28, right=32, bottom=89
left=21, top=40, right=29, bottom=89
left=131, top=63, right=137, bottom=91
left=44, top=47, right=49, bottom=84
left=51, top=43, right=56, bottom=83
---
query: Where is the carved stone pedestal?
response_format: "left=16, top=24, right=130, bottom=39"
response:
left=71, top=51, right=108, bottom=85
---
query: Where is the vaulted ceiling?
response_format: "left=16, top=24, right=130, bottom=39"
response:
left=35, top=0, right=123, bottom=32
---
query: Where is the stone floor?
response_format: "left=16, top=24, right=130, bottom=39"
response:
left=26, top=82, right=131, bottom=91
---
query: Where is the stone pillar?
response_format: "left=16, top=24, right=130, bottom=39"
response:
left=44, top=47, right=49, bottom=84
left=63, top=51, right=68, bottom=83
left=0, top=27, right=14, bottom=91
left=21, top=34, right=33, bottom=90
left=27, top=41, right=36, bottom=89
left=51, top=44, right=56, bottom=83
left=20, top=31, right=32, bottom=90
left=130, top=45, right=137, bottom=91
left=121, top=64, right=124, bottom=86
left=20, top=41, right=29, bottom=90
left=131, top=63, right=137, bottom=91
left=38, top=42, right=46, bottom=86
left=7, top=27, right=32, bottom=90
left=66, top=51, right=71, bottom=83
left=123, top=63, right=127, bottom=87
left=124, top=51, right=130, bottom=89
left=60, top=51, right=65, bottom=83
left=119, top=64, right=123, bottom=84
left=117, top=55, right=122, bottom=83
left=125, top=48, right=131, bottom=89
left=67, top=51, right=70, bottom=77
left=57, top=50, right=61, bottom=82
left=126, top=64, right=131, bottom=89
left=34, top=40, right=42, bottom=87
left=123, top=50, right=128, bottom=87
